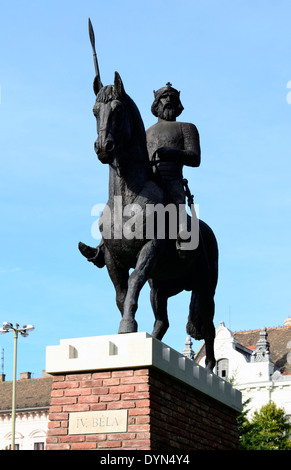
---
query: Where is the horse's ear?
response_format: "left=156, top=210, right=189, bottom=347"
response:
left=93, top=75, right=103, bottom=96
left=114, top=71, right=126, bottom=97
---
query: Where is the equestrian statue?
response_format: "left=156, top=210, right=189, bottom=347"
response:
left=79, top=19, right=218, bottom=370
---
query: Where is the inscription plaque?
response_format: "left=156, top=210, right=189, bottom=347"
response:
left=69, top=410, right=128, bottom=435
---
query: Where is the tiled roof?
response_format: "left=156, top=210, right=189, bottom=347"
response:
left=195, top=321, right=291, bottom=374
left=0, top=376, right=53, bottom=412
left=234, top=324, right=291, bottom=375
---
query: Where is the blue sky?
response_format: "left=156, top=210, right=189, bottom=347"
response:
left=0, top=0, right=291, bottom=380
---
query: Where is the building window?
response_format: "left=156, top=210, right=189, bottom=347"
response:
left=34, top=442, right=45, bottom=450
left=217, top=359, right=229, bottom=379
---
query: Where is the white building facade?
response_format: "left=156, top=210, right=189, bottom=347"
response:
left=198, top=320, right=291, bottom=420
left=0, top=409, right=49, bottom=450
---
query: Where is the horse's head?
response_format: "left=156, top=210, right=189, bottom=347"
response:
left=93, top=72, right=133, bottom=164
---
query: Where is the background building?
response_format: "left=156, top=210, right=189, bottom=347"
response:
left=196, top=317, right=291, bottom=420
left=0, top=371, right=52, bottom=450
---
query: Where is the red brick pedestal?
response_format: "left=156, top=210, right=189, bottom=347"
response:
left=46, top=333, right=241, bottom=450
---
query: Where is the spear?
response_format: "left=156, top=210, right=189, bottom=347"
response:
left=88, top=18, right=103, bottom=93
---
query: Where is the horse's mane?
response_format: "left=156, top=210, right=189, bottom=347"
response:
left=126, top=95, right=148, bottom=160
left=95, top=85, right=115, bottom=104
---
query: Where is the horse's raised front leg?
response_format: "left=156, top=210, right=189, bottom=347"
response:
left=118, top=239, right=163, bottom=334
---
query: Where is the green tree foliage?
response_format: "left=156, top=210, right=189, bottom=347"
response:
left=239, top=401, right=291, bottom=450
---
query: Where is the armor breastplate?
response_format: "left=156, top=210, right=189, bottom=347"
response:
left=147, top=121, right=184, bottom=180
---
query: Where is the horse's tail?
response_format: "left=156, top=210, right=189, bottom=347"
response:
left=186, top=219, right=218, bottom=341
left=186, top=293, right=204, bottom=340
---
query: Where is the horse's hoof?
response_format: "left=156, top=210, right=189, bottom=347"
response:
left=151, top=320, right=169, bottom=340
left=118, top=319, right=138, bottom=334
left=205, top=359, right=216, bottom=371
left=78, top=242, right=97, bottom=259
left=78, top=242, right=105, bottom=268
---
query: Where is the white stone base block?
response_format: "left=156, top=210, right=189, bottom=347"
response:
left=46, top=332, right=241, bottom=412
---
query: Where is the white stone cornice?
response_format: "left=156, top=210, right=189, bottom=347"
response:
left=46, top=332, right=242, bottom=412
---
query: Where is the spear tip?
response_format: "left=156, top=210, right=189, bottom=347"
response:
left=88, top=17, right=95, bottom=49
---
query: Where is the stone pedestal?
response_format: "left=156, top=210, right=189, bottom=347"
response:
left=45, top=333, right=241, bottom=450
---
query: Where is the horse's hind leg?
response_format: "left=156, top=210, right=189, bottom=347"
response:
left=150, top=285, right=169, bottom=340
left=199, top=295, right=216, bottom=371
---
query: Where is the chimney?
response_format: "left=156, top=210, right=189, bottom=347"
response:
left=42, top=370, right=52, bottom=378
left=20, top=372, right=31, bottom=380
left=0, top=373, right=5, bottom=382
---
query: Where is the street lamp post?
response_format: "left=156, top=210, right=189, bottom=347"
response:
left=0, top=322, right=35, bottom=450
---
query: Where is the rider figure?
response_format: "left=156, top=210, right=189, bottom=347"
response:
left=79, top=82, right=200, bottom=265
left=146, top=82, right=200, bottom=206
left=146, top=83, right=201, bottom=248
